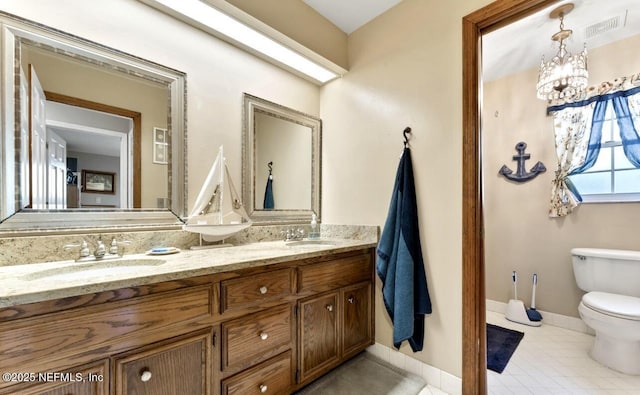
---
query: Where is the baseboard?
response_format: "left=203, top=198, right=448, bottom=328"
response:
left=366, top=343, right=459, bottom=395
left=486, top=299, right=595, bottom=335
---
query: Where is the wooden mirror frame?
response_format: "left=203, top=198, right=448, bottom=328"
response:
left=462, top=1, right=559, bottom=394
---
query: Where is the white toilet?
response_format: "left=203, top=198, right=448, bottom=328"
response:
left=571, top=248, right=640, bottom=375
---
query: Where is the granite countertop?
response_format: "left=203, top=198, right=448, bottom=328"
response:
left=0, top=238, right=376, bottom=308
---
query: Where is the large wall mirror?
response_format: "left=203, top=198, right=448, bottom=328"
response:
left=0, top=12, right=186, bottom=234
left=242, top=93, right=321, bottom=224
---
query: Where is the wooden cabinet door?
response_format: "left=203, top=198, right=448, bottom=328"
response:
left=13, top=360, right=108, bottom=395
left=113, top=330, right=212, bottom=395
left=342, top=282, right=373, bottom=358
left=298, top=292, right=339, bottom=383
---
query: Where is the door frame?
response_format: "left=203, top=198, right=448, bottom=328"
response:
left=44, top=91, right=142, bottom=207
left=461, top=0, right=559, bottom=394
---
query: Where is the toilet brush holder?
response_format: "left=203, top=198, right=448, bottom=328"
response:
left=505, top=299, right=542, bottom=327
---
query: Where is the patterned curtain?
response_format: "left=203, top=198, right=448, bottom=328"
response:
left=546, top=73, right=640, bottom=218
left=548, top=102, right=600, bottom=217
left=612, top=93, right=640, bottom=167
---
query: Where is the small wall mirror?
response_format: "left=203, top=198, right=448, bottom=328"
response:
left=0, top=12, right=186, bottom=234
left=242, top=93, right=321, bottom=224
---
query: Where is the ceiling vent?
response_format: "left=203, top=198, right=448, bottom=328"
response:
left=585, top=12, right=626, bottom=39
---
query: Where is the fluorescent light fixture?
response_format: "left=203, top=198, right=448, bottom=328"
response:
left=150, top=0, right=339, bottom=83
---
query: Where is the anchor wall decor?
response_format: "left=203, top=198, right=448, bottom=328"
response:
left=499, top=142, right=546, bottom=182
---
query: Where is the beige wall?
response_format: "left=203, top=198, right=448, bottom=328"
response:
left=483, top=34, right=640, bottom=318
left=321, top=0, right=492, bottom=378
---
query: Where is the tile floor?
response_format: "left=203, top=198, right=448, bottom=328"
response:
left=294, top=352, right=442, bottom=395
left=486, top=310, right=640, bottom=394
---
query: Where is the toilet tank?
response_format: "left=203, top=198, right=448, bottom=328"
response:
left=571, top=248, right=640, bottom=297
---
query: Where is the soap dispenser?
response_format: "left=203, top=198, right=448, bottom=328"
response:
left=309, top=213, right=320, bottom=239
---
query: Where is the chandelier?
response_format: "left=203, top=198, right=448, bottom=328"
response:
left=536, top=3, right=588, bottom=101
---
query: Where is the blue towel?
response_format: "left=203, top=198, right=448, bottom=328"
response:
left=376, top=147, right=432, bottom=352
left=263, top=175, right=274, bottom=209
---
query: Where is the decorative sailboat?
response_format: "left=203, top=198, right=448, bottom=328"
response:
left=183, top=146, right=252, bottom=246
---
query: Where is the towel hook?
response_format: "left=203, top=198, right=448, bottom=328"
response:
left=267, top=161, right=273, bottom=175
left=403, top=127, right=412, bottom=148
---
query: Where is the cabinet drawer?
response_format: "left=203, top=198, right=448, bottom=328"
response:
left=0, top=285, right=214, bottom=373
left=221, top=304, right=292, bottom=371
left=298, top=253, right=372, bottom=293
left=221, top=351, right=292, bottom=395
left=221, top=268, right=293, bottom=312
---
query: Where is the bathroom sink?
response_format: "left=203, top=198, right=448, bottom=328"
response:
left=285, top=239, right=337, bottom=247
left=21, top=258, right=167, bottom=281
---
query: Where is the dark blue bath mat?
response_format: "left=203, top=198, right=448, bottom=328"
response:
left=486, top=324, right=524, bottom=373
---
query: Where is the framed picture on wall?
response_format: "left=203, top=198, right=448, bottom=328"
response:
left=82, top=170, right=115, bottom=194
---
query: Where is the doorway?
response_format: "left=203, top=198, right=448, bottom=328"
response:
left=44, top=92, right=142, bottom=208
left=461, top=1, right=560, bottom=394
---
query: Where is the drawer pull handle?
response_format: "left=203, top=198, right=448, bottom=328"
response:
left=140, top=369, right=152, bottom=382
left=259, top=286, right=268, bottom=294
left=260, top=384, right=268, bottom=393
left=326, top=304, right=334, bottom=312
left=348, top=296, right=355, bottom=304
left=259, top=332, right=269, bottom=340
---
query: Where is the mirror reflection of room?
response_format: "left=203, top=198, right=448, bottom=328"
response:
left=255, top=110, right=312, bottom=211
left=20, top=42, right=169, bottom=209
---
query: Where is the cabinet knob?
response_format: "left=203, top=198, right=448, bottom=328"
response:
left=259, top=286, right=268, bottom=294
left=259, top=384, right=268, bottom=393
left=326, top=304, right=334, bottom=312
left=140, top=369, right=152, bottom=382
left=259, top=332, right=269, bottom=340
left=348, top=296, right=355, bottom=304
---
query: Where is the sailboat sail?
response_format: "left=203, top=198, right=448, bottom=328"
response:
left=183, top=146, right=251, bottom=241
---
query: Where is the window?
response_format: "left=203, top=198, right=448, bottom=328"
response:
left=569, top=102, right=640, bottom=202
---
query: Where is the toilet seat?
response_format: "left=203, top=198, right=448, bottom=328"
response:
left=582, top=292, right=640, bottom=321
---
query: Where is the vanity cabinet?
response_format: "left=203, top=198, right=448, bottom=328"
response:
left=0, top=247, right=374, bottom=395
left=297, top=253, right=374, bottom=385
left=297, top=284, right=373, bottom=384
left=113, top=330, right=212, bottom=395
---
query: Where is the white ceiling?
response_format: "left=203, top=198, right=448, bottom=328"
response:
left=483, top=0, right=640, bottom=81
left=301, top=0, right=639, bottom=83
left=302, top=0, right=402, bottom=34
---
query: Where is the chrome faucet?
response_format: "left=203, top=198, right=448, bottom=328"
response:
left=64, top=240, right=91, bottom=260
left=64, top=237, right=131, bottom=262
left=108, top=238, right=131, bottom=256
left=94, top=239, right=107, bottom=258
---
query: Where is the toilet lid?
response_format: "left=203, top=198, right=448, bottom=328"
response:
left=582, top=292, right=640, bottom=320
